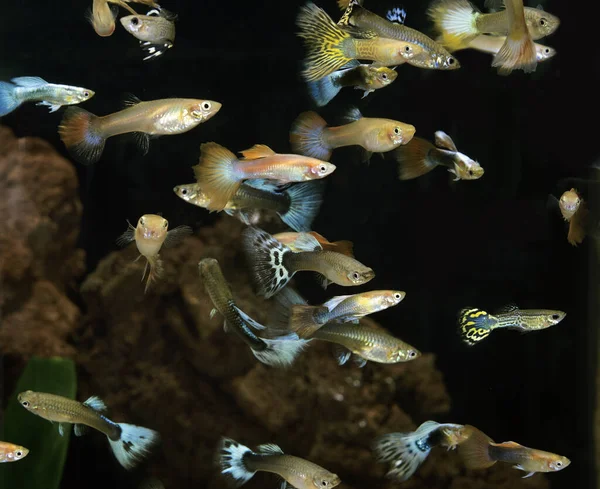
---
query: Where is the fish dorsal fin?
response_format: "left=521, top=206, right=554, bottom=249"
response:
left=386, top=7, right=407, bottom=24
left=243, top=178, right=282, bottom=191
left=83, top=396, right=107, bottom=412
left=239, top=144, right=276, bottom=160
left=11, top=76, right=48, bottom=87
left=123, top=93, right=142, bottom=107
left=341, top=106, right=363, bottom=123
left=536, top=4, right=545, bottom=11
left=332, top=344, right=352, bottom=365
left=256, top=443, right=284, bottom=455
left=322, top=295, right=352, bottom=312
left=293, top=232, right=322, bottom=252
left=494, top=441, right=522, bottom=449
left=434, top=131, right=458, bottom=151
left=495, top=303, right=519, bottom=315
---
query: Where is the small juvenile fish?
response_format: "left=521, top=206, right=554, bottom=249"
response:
left=198, top=258, right=306, bottom=367
left=192, top=143, right=335, bottom=212
left=466, top=35, right=556, bottom=62
left=307, top=60, right=397, bottom=107
left=59, top=95, right=221, bottom=165
left=88, top=0, right=118, bottom=36
left=120, top=8, right=177, bottom=60
left=558, top=188, right=588, bottom=246
left=273, top=231, right=354, bottom=258
left=338, top=1, right=460, bottom=70
left=427, top=0, right=559, bottom=52
left=241, top=227, right=374, bottom=299
left=0, top=77, right=94, bottom=117
left=117, top=214, right=192, bottom=293
left=0, top=441, right=29, bottom=463
left=272, top=288, right=419, bottom=366
left=218, top=437, right=341, bottom=489
left=458, top=305, right=566, bottom=346
left=284, top=290, right=406, bottom=338
left=174, top=180, right=325, bottom=232
left=458, top=425, right=570, bottom=478
left=395, top=131, right=483, bottom=181
left=373, top=421, right=470, bottom=481
left=17, top=390, right=159, bottom=469
left=290, top=108, right=415, bottom=162
left=296, top=2, right=424, bottom=82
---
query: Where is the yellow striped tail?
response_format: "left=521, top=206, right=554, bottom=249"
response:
left=457, top=308, right=497, bottom=346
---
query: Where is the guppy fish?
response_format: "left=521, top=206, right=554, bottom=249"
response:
left=87, top=0, right=161, bottom=37
left=373, top=421, right=470, bottom=481
left=198, top=258, right=305, bottom=367
left=290, top=108, right=415, bottom=162
left=272, top=288, right=419, bottom=366
left=395, top=130, right=484, bottom=181
left=59, top=95, right=221, bottom=165
left=17, top=390, right=159, bottom=469
left=174, top=180, right=325, bottom=232
left=273, top=231, right=354, bottom=258
left=120, top=8, right=177, bottom=61
left=458, top=425, right=570, bottom=478
left=193, top=143, right=335, bottom=212
left=218, top=437, right=341, bottom=489
left=117, top=214, right=192, bottom=293
left=242, top=227, right=374, bottom=299
left=296, top=2, right=424, bottom=82
left=458, top=305, right=566, bottom=346
left=553, top=188, right=589, bottom=246
left=427, top=0, right=559, bottom=52
left=0, top=441, right=29, bottom=463
left=338, top=1, right=460, bottom=70
left=284, top=290, right=406, bottom=338
left=0, top=77, right=94, bottom=117
left=465, top=35, right=556, bottom=62
left=307, top=60, right=397, bottom=107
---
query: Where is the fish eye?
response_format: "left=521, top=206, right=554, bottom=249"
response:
left=321, top=481, right=329, bottom=487
left=408, top=350, right=417, bottom=358
left=540, top=18, right=547, bottom=26
left=181, top=188, right=188, bottom=195
left=381, top=73, right=388, bottom=80
left=394, top=293, right=402, bottom=300
left=202, top=102, right=211, bottom=111
left=551, top=314, right=560, bottom=320
left=448, top=58, right=455, bottom=65
left=319, top=164, right=328, bottom=173
left=16, top=451, right=23, bottom=457
left=163, top=220, right=169, bottom=228
left=140, top=217, right=145, bottom=226
left=468, top=170, right=474, bottom=176
left=404, top=46, right=411, bottom=53
left=21, top=400, right=30, bottom=407
left=352, top=272, right=360, bottom=280
left=544, top=48, right=550, bottom=54
left=393, top=127, right=400, bottom=135
left=131, top=17, right=140, bottom=25
left=83, top=91, right=89, bottom=97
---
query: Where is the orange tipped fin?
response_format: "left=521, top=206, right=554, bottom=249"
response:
left=458, top=425, right=496, bottom=470
left=329, top=240, right=354, bottom=258
left=290, top=111, right=332, bottom=161
left=289, top=305, right=326, bottom=338
left=58, top=107, right=105, bottom=165
left=567, top=204, right=588, bottom=246
left=239, top=144, right=277, bottom=160
left=192, top=142, right=240, bottom=211
left=394, top=137, right=438, bottom=180
left=493, top=441, right=522, bottom=449
left=492, top=33, right=537, bottom=75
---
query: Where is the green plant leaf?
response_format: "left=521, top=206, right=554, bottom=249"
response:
left=2, top=356, right=77, bottom=489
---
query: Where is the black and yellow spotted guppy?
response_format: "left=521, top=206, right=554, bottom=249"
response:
left=457, top=305, right=567, bottom=346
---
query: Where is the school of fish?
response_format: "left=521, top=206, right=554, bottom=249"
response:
left=1, top=0, right=579, bottom=486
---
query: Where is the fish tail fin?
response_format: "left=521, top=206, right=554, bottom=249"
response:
left=241, top=226, right=293, bottom=298
left=280, top=181, right=325, bottom=232
left=427, top=0, right=480, bottom=51
left=144, top=255, right=163, bottom=293
left=58, top=107, right=105, bottom=165
left=108, top=423, right=160, bottom=470
left=296, top=2, right=354, bottom=81
left=307, top=72, right=343, bottom=107
left=217, top=437, right=256, bottom=487
left=0, top=81, right=21, bottom=117
left=492, top=33, right=537, bottom=75
left=290, top=111, right=332, bottom=161
left=251, top=334, right=309, bottom=367
left=457, top=308, right=497, bottom=346
left=373, top=421, right=444, bottom=481
left=193, top=142, right=241, bottom=211
left=289, top=305, right=326, bottom=338
left=395, top=138, right=438, bottom=180
left=457, top=425, right=496, bottom=469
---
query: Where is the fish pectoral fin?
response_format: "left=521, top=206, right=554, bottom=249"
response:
left=74, top=424, right=89, bottom=437
left=223, top=320, right=230, bottom=333
left=278, top=481, right=288, bottom=489
left=209, top=308, right=218, bottom=319
left=36, top=101, right=62, bottom=113
left=360, top=89, right=373, bottom=99
left=332, top=344, right=352, bottom=365
left=352, top=355, right=367, bottom=368
left=58, top=423, right=66, bottom=436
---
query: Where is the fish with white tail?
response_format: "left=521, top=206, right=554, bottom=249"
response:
left=218, top=437, right=341, bottom=489
left=373, top=421, right=469, bottom=481
left=0, top=77, right=94, bottom=117
left=18, top=390, right=159, bottom=470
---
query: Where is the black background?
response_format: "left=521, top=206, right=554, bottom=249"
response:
left=0, top=0, right=597, bottom=488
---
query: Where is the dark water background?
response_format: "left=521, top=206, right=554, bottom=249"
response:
left=0, top=0, right=597, bottom=488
